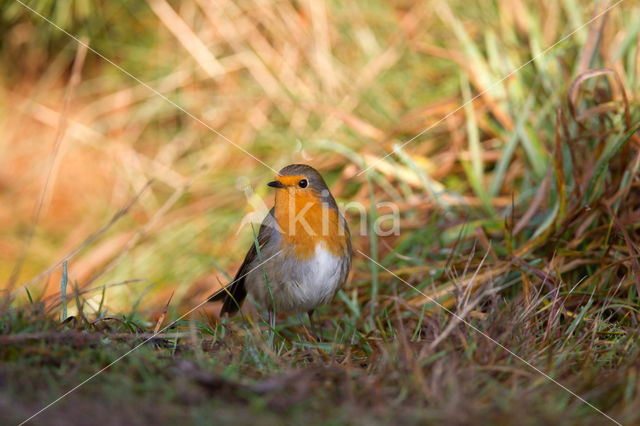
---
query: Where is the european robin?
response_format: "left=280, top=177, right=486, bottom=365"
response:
left=209, top=164, right=352, bottom=326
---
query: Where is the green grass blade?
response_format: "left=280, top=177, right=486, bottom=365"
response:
left=60, top=261, right=68, bottom=322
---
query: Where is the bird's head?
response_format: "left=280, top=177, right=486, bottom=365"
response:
left=268, top=164, right=347, bottom=245
left=268, top=164, right=334, bottom=206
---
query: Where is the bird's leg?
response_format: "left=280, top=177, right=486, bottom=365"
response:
left=307, top=309, right=320, bottom=342
left=268, top=310, right=276, bottom=330
left=267, top=310, right=276, bottom=348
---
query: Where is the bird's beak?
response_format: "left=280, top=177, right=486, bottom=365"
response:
left=267, top=180, right=285, bottom=189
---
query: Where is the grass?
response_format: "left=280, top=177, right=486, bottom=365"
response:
left=2, top=0, right=640, bottom=424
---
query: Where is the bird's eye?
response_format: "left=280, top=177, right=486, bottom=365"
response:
left=298, top=179, right=308, bottom=188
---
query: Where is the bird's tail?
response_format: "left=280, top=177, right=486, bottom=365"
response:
left=207, top=281, right=246, bottom=315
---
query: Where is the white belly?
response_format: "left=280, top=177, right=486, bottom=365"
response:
left=245, top=243, right=346, bottom=314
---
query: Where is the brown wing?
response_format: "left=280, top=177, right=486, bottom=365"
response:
left=208, top=209, right=275, bottom=315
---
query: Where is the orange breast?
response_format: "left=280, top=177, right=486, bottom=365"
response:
left=274, top=190, right=348, bottom=260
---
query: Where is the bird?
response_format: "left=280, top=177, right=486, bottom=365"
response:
left=209, top=164, right=352, bottom=329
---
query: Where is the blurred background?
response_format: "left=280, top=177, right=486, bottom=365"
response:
left=0, top=0, right=638, bottom=318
